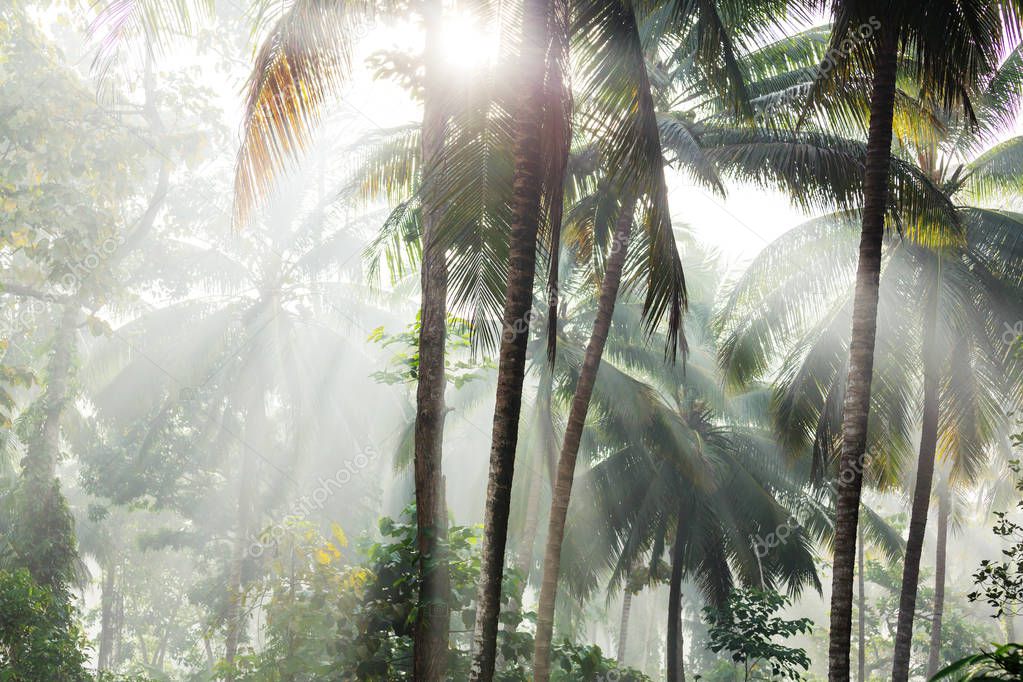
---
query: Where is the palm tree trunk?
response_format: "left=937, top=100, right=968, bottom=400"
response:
left=858, top=521, right=866, bottom=682
left=98, top=561, right=117, bottom=671
left=224, top=408, right=258, bottom=681
left=513, top=362, right=555, bottom=580
left=642, top=594, right=656, bottom=674
left=667, top=515, right=686, bottom=682
left=533, top=196, right=634, bottom=681
left=892, top=271, right=941, bottom=682
left=617, top=587, right=634, bottom=665
left=513, top=432, right=545, bottom=580
left=412, top=0, right=451, bottom=678
left=926, top=483, right=950, bottom=677
left=828, top=24, right=900, bottom=682
left=467, top=0, right=551, bottom=678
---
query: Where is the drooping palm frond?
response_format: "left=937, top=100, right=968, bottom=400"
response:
left=234, top=0, right=376, bottom=226
left=698, top=127, right=959, bottom=235
left=89, top=0, right=214, bottom=73
left=960, top=137, right=1023, bottom=203
left=573, top=0, right=687, bottom=358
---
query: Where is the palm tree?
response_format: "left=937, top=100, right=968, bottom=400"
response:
left=411, top=2, right=453, bottom=676
left=724, top=22, right=1023, bottom=676
left=532, top=3, right=978, bottom=670
left=797, top=6, right=1019, bottom=677
left=532, top=232, right=897, bottom=682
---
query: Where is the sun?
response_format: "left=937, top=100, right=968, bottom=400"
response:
left=440, top=10, right=500, bottom=73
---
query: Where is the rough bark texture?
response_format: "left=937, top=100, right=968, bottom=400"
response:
left=828, top=25, right=900, bottom=682
left=857, top=521, right=866, bottom=682
left=926, top=484, right=950, bottom=678
left=532, top=197, right=634, bottom=681
left=667, top=515, right=686, bottom=682
left=891, top=272, right=941, bottom=682
left=617, top=587, right=633, bottom=665
left=467, top=0, right=549, bottom=676
left=412, top=0, right=451, bottom=677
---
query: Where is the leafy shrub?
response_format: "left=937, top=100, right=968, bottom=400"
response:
left=0, top=568, right=88, bottom=681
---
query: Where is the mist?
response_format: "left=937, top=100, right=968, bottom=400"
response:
left=2, top=2, right=1023, bottom=681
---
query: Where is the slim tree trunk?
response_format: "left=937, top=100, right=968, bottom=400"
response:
left=828, top=25, right=900, bottom=681
left=642, top=593, right=656, bottom=674
left=513, top=428, right=546, bottom=579
left=926, top=484, right=950, bottom=677
left=467, top=0, right=551, bottom=678
left=413, top=0, right=451, bottom=678
left=98, top=562, right=117, bottom=671
left=617, top=586, right=634, bottom=665
left=892, top=269, right=941, bottom=682
left=667, top=515, right=686, bottom=682
left=533, top=197, right=634, bottom=681
left=224, top=407, right=259, bottom=680
left=513, top=362, right=555, bottom=580
left=858, top=521, right=866, bottom=682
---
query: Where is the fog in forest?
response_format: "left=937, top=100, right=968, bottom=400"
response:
left=3, top=2, right=1023, bottom=681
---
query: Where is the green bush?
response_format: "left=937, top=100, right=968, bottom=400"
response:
left=0, top=568, right=89, bottom=681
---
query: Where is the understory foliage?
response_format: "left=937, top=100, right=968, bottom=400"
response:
left=0, top=568, right=88, bottom=681
left=5, top=0, right=1023, bottom=680
left=701, top=588, right=812, bottom=681
left=969, top=457, right=1023, bottom=618
left=229, top=508, right=647, bottom=681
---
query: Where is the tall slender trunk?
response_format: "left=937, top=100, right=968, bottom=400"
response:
left=114, top=584, right=124, bottom=666
left=667, top=515, right=686, bottom=682
left=98, top=561, right=117, bottom=671
left=892, top=267, right=941, bottom=682
left=513, top=427, right=546, bottom=579
left=642, top=593, right=656, bottom=675
left=224, top=407, right=259, bottom=680
left=413, top=0, right=451, bottom=678
left=467, top=0, right=550, bottom=678
left=617, top=586, right=634, bottom=665
left=513, top=362, right=555, bottom=580
left=857, top=521, right=866, bottom=682
left=926, top=483, right=950, bottom=677
left=533, top=197, right=634, bottom=681
left=828, top=25, right=900, bottom=681
left=1006, top=614, right=1017, bottom=642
